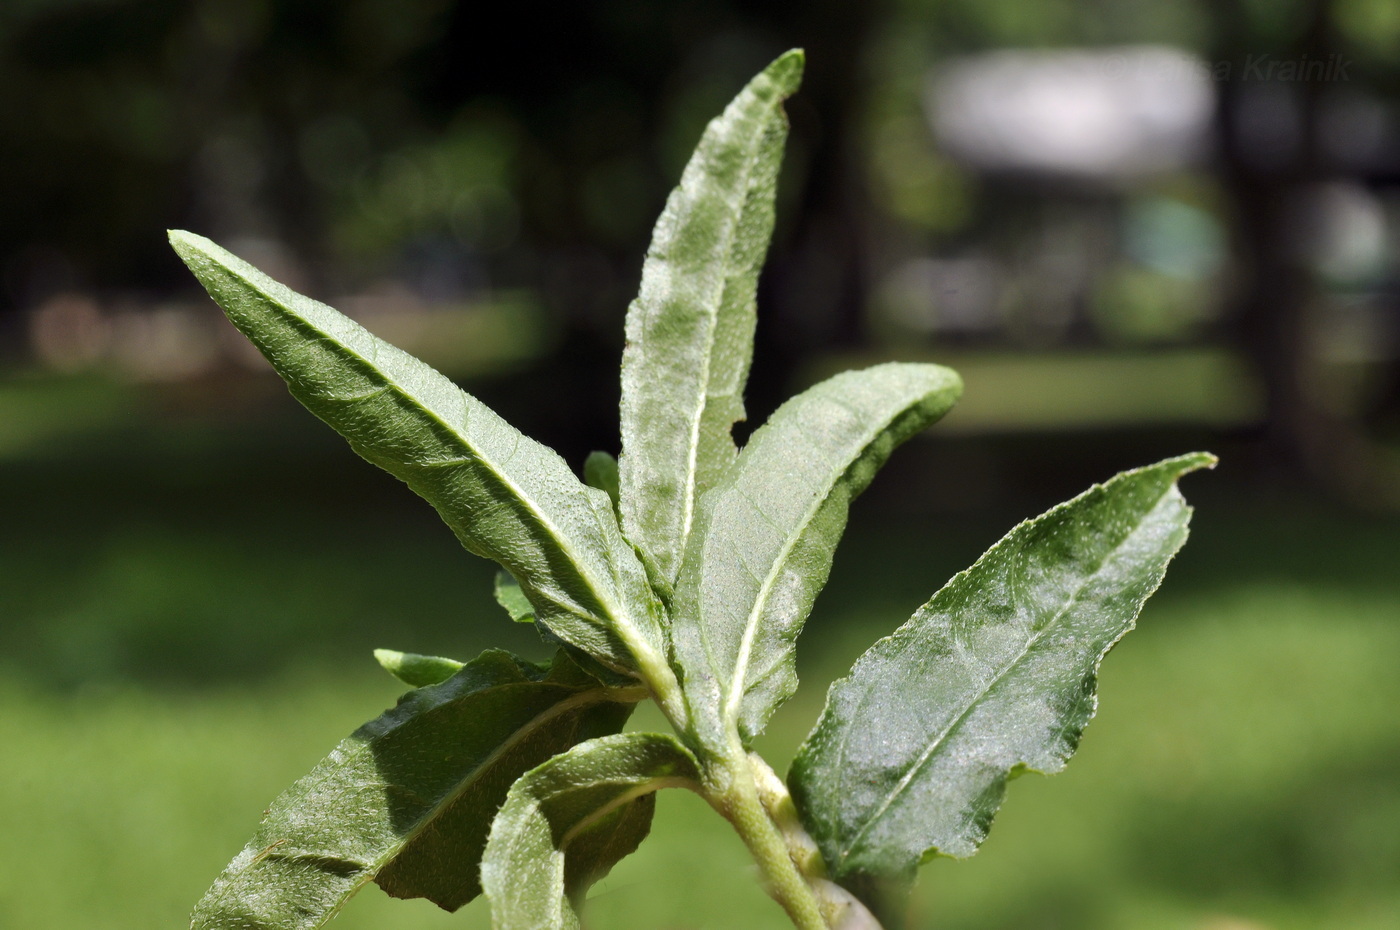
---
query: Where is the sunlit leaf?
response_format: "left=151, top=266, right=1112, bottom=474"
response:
left=171, top=231, right=665, bottom=676
left=673, top=363, right=961, bottom=749
left=618, top=50, right=803, bottom=595
left=789, top=454, right=1214, bottom=885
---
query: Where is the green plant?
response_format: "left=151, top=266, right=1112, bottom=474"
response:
left=171, top=49, right=1212, bottom=930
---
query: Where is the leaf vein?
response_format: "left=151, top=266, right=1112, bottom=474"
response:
left=834, top=502, right=1164, bottom=864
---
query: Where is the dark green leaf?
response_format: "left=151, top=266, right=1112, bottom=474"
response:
left=789, top=454, right=1214, bottom=884
left=618, top=50, right=803, bottom=594
left=373, top=648, right=464, bottom=687
left=583, top=451, right=620, bottom=509
left=190, top=650, right=644, bottom=929
left=673, top=363, right=961, bottom=748
left=169, top=231, right=666, bottom=677
left=482, top=732, right=701, bottom=930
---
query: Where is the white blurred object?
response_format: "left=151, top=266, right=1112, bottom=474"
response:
left=1293, top=181, right=1388, bottom=281
left=929, top=46, right=1213, bottom=179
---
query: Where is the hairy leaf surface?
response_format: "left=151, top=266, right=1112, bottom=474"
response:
left=618, top=49, right=803, bottom=593
left=789, top=453, right=1214, bottom=883
left=673, top=363, right=961, bottom=748
left=482, top=732, right=701, bottom=930
left=190, top=650, right=642, bottom=929
left=170, top=231, right=664, bottom=675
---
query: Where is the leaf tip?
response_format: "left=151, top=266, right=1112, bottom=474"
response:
left=373, top=648, right=466, bottom=688
left=167, top=228, right=204, bottom=263
left=1184, top=451, right=1219, bottom=472
left=167, top=229, right=236, bottom=285
left=945, top=364, right=965, bottom=396
left=1163, top=451, right=1218, bottom=486
left=583, top=450, right=622, bottom=508
left=493, top=569, right=537, bottom=624
left=766, top=48, right=806, bottom=95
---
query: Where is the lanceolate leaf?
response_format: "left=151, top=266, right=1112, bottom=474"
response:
left=619, top=49, right=803, bottom=594
left=190, top=650, right=644, bottom=930
left=482, top=732, right=701, bottom=930
left=170, top=231, right=665, bottom=676
left=373, top=647, right=464, bottom=687
left=788, top=453, right=1214, bottom=884
left=673, top=363, right=961, bottom=748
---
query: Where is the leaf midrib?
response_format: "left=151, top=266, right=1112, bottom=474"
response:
left=675, top=103, right=783, bottom=552
left=557, top=776, right=697, bottom=848
left=376, top=683, right=633, bottom=869
left=718, top=407, right=864, bottom=728
left=832, top=495, right=1168, bottom=866
left=240, top=271, right=643, bottom=656
left=203, top=682, right=640, bottom=926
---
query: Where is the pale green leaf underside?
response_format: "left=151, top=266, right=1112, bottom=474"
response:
left=190, top=650, right=639, bottom=929
left=674, top=362, right=962, bottom=748
left=170, top=231, right=663, bottom=675
left=619, top=49, right=803, bottom=593
left=789, top=453, right=1214, bottom=883
left=373, top=648, right=464, bottom=688
left=482, top=732, right=701, bottom=930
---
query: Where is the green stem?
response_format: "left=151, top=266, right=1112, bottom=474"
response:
left=748, top=752, right=828, bottom=880
left=748, top=754, right=885, bottom=929
left=709, top=750, right=830, bottom=930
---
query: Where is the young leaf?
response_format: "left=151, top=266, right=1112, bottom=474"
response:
left=491, top=566, right=646, bottom=691
left=482, top=732, right=701, bottom=930
left=619, top=49, right=803, bottom=593
left=190, top=650, right=644, bottom=930
left=494, top=569, right=536, bottom=623
left=169, top=231, right=665, bottom=677
left=788, top=453, right=1215, bottom=884
left=583, top=450, right=620, bottom=509
left=373, top=647, right=464, bottom=687
left=673, top=362, right=961, bottom=748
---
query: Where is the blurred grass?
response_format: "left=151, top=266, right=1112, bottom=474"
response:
left=1, top=376, right=1397, bottom=929
left=0, top=374, right=140, bottom=458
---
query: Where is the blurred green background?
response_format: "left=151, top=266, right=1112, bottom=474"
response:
left=1, top=1, right=1398, bottom=928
